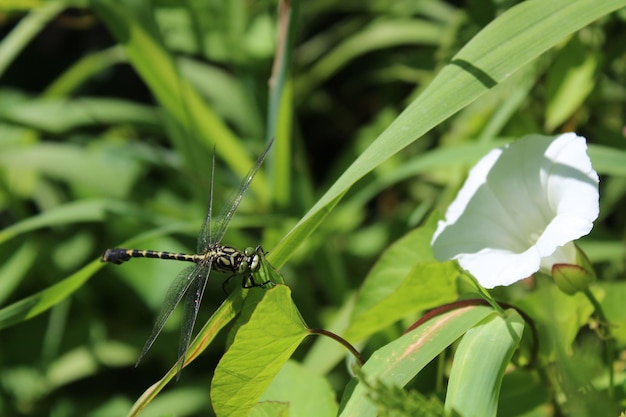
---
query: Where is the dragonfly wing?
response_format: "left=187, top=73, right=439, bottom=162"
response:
left=135, top=264, right=204, bottom=366
left=174, top=261, right=211, bottom=377
left=197, top=151, right=216, bottom=253
left=212, top=137, right=274, bottom=243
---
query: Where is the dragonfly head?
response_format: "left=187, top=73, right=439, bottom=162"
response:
left=238, top=246, right=263, bottom=273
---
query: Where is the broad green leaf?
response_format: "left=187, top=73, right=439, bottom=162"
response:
left=211, top=285, right=308, bottom=417
left=343, top=215, right=458, bottom=342
left=249, top=402, right=289, bottom=417
left=259, top=360, right=338, bottom=417
left=445, top=310, right=524, bottom=417
left=517, top=276, right=594, bottom=359
left=269, top=0, right=626, bottom=269
left=351, top=215, right=440, bottom=317
left=345, top=261, right=458, bottom=343
left=338, top=305, right=495, bottom=417
left=545, top=36, right=598, bottom=131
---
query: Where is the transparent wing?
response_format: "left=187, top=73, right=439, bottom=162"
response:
left=197, top=150, right=216, bottom=253
left=176, top=264, right=211, bottom=379
left=211, top=137, right=274, bottom=244
left=174, top=262, right=211, bottom=377
left=135, top=264, right=206, bottom=366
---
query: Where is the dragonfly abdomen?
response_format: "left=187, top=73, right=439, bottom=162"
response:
left=101, top=249, right=203, bottom=265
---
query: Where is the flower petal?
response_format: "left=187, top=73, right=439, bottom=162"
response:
left=431, top=133, right=599, bottom=288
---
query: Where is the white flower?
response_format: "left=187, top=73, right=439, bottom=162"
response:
left=431, top=133, right=599, bottom=289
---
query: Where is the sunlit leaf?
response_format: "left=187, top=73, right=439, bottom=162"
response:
left=444, top=310, right=524, bottom=417
left=211, top=285, right=308, bottom=417
left=339, top=305, right=495, bottom=417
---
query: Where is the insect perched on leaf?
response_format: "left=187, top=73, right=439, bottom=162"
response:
left=101, top=138, right=274, bottom=376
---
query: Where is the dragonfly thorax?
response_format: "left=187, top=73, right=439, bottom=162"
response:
left=207, top=244, right=262, bottom=275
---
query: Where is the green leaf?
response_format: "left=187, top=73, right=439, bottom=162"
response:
left=259, top=360, right=338, bottom=417
left=545, top=36, right=598, bottom=131
left=0, top=97, right=159, bottom=134
left=128, top=288, right=246, bottom=416
left=0, top=2, right=64, bottom=78
left=352, top=220, right=439, bottom=317
left=444, top=310, right=525, bottom=417
left=211, top=285, right=308, bottom=417
left=588, top=144, right=626, bottom=177
left=0, top=143, right=143, bottom=198
left=131, top=387, right=211, bottom=417
left=179, top=57, right=263, bottom=138
left=598, top=282, right=626, bottom=345
left=0, top=241, right=36, bottom=305
left=92, top=0, right=269, bottom=198
left=0, top=260, right=102, bottom=330
left=338, top=305, right=495, bottom=417
left=249, top=402, right=289, bottom=417
left=0, top=199, right=125, bottom=246
left=340, top=215, right=458, bottom=343
left=345, top=261, right=458, bottom=343
left=298, top=18, right=444, bottom=97
left=269, top=0, right=626, bottom=268
left=518, top=277, right=594, bottom=360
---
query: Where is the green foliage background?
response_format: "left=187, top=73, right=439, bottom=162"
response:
left=0, top=1, right=625, bottom=416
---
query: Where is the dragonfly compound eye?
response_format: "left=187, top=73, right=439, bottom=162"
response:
left=249, top=254, right=261, bottom=272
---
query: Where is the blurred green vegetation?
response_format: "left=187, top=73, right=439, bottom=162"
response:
left=0, top=1, right=625, bottom=416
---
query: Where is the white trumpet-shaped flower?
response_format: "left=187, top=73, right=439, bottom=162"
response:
left=431, top=133, right=599, bottom=289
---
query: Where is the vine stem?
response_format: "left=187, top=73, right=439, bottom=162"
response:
left=308, top=328, right=365, bottom=366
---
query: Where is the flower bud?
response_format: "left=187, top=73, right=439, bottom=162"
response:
left=551, top=246, right=596, bottom=295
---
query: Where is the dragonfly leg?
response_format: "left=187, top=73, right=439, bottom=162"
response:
left=221, top=274, right=235, bottom=295
left=242, top=273, right=271, bottom=288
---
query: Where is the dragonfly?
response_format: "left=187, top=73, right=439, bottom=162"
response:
left=101, top=138, right=273, bottom=375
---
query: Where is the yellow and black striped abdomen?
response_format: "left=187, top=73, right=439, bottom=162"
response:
left=101, top=248, right=203, bottom=265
